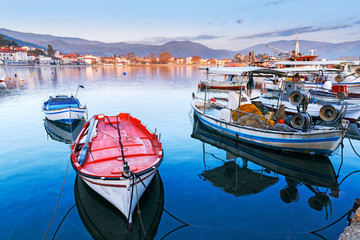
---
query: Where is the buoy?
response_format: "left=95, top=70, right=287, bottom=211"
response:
left=355, top=68, right=360, bottom=75
left=8, top=77, right=11, bottom=80
left=210, top=98, right=216, bottom=102
left=323, top=81, right=332, bottom=91
left=15, top=74, right=17, bottom=77
left=29, top=75, right=31, bottom=78
left=278, top=119, right=285, bottom=124
left=21, top=79, right=24, bottom=82
left=123, top=72, right=126, bottom=75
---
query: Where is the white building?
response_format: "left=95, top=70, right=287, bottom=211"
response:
left=0, top=47, right=27, bottom=62
left=38, top=55, right=52, bottom=65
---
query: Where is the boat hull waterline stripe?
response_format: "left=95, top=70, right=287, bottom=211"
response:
left=193, top=111, right=340, bottom=155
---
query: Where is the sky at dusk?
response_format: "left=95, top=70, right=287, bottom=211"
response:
left=2, top=0, right=360, bottom=51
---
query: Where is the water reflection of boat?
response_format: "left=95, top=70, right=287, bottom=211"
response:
left=192, top=116, right=340, bottom=215
left=44, top=118, right=85, bottom=144
left=200, top=160, right=279, bottom=196
left=74, top=171, right=164, bottom=240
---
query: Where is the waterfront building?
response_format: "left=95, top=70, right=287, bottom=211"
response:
left=38, top=55, right=52, bottom=65
left=0, top=47, right=27, bottom=62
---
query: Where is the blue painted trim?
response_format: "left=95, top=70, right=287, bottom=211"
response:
left=193, top=110, right=337, bottom=155
left=44, top=109, right=86, bottom=115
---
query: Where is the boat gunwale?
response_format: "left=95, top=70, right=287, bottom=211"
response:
left=71, top=113, right=164, bottom=180
left=71, top=154, right=163, bottom=181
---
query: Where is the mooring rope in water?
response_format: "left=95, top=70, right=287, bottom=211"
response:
left=135, top=180, right=146, bottom=235
left=51, top=204, right=76, bottom=240
left=42, top=157, right=70, bottom=240
left=348, top=137, right=360, bottom=158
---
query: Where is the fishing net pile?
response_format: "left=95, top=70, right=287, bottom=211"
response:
left=231, top=103, right=299, bottom=132
left=232, top=104, right=274, bottom=127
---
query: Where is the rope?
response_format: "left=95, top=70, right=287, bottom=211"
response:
left=339, top=170, right=360, bottom=186
left=51, top=204, right=76, bottom=240
left=124, top=173, right=135, bottom=230
left=160, top=224, right=188, bottom=240
left=135, top=180, right=146, bottom=235
left=116, top=116, right=126, bottom=164
left=348, top=138, right=360, bottom=158
left=42, top=156, right=70, bottom=240
left=105, top=115, right=126, bottom=164
left=132, top=171, right=189, bottom=227
left=337, top=142, right=344, bottom=177
left=310, top=210, right=351, bottom=233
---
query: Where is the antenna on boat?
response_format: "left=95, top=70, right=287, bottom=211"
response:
left=75, top=84, right=84, bottom=98
left=295, top=31, right=300, bottom=56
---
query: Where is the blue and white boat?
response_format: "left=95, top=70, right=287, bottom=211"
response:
left=193, top=67, right=350, bottom=156
left=42, top=85, right=87, bottom=124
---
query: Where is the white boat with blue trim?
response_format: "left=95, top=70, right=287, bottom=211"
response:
left=42, top=85, right=87, bottom=124
left=193, top=67, right=350, bottom=156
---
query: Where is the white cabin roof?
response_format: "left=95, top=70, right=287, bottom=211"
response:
left=275, top=60, right=355, bottom=66
left=199, top=67, right=286, bottom=76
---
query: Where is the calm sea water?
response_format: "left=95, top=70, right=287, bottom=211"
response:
left=0, top=65, right=360, bottom=240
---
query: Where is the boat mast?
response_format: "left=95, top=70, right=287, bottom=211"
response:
left=295, top=31, right=300, bottom=57
left=75, top=84, right=84, bottom=98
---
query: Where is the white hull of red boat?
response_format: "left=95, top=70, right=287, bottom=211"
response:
left=80, top=168, right=158, bottom=225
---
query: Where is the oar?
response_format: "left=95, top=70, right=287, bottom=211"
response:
left=78, top=118, right=96, bottom=165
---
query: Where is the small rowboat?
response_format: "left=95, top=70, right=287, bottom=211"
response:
left=42, top=85, right=86, bottom=124
left=42, top=95, right=87, bottom=124
left=71, top=113, right=163, bottom=229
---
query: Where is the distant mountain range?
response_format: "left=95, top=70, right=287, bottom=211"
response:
left=0, top=28, right=359, bottom=59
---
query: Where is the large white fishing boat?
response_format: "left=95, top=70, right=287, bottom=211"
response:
left=193, top=67, right=349, bottom=156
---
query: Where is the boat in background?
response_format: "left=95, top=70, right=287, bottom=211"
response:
left=71, top=113, right=163, bottom=229
left=75, top=172, right=164, bottom=239
left=265, top=60, right=360, bottom=96
left=42, top=85, right=87, bottom=124
left=0, top=75, right=6, bottom=89
left=44, top=118, right=85, bottom=144
left=198, top=74, right=246, bottom=90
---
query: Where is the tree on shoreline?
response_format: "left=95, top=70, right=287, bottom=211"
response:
left=47, top=45, right=55, bottom=57
left=159, top=52, right=171, bottom=64
left=150, top=53, right=157, bottom=64
left=191, top=55, right=201, bottom=64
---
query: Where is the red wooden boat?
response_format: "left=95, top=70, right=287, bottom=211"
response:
left=71, top=113, right=163, bottom=229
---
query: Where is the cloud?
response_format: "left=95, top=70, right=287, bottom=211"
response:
left=234, top=24, right=354, bottom=39
left=236, top=19, right=243, bottom=24
left=265, top=0, right=285, bottom=6
left=354, top=20, right=360, bottom=24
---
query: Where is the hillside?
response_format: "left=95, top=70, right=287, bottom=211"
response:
left=0, top=28, right=359, bottom=59
left=0, top=28, right=236, bottom=59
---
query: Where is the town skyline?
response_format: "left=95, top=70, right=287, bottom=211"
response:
left=1, top=0, right=359, bottom=51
